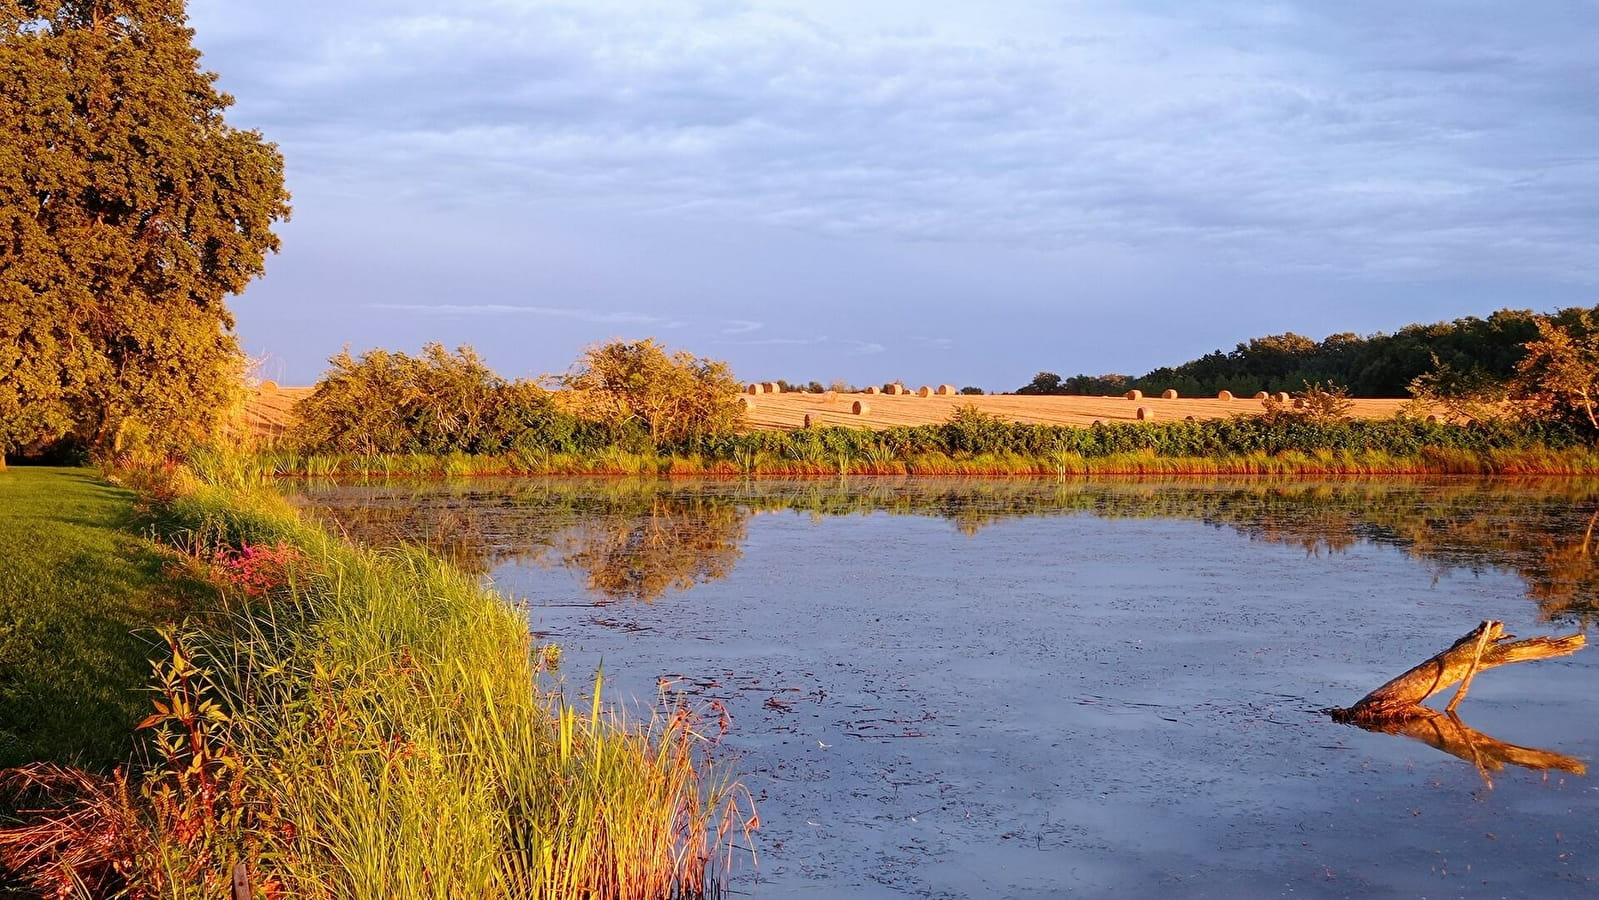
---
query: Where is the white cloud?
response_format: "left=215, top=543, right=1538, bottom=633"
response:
left=367, top=303, right=668, bottom=326
left=190, top=0, right=1597, bottom=283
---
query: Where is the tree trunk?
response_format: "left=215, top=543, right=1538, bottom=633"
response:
left=1329, top=620, right=1585, bottom=724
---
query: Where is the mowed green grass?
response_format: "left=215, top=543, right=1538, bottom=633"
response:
left=0, top=467, right=203, bottom=769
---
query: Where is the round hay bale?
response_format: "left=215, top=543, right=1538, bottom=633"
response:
left=823, top=390, right=838, bottom=403
left=1273, top=392, right=1290, bottom=403
left=766, top=382, right=782, bottom=394
left=1292, top=397, right=1306, bottom=409
left=746, top=383, right=761, bottom=394
left=1161, top=389, right=1179, bottom=400
left=917, top=385, right=934, bottom=398
left=738, top=396, right=755, bottom=409
left=258, top=380, right=278, bottom=393
left=864, top=385, right=880, bottom=395
left=1217, top=390, right=1233, bottom=401
left=886, top=383, right=907, bottom=396
left=853, top=400, right=870, bottom=415
left=1253, top=391, right=1269, bottom=400
left=1136, top=406, right=1153, bottom=421
left=1125, top=390, right=1143, bottom=401
left=1426, top=414, right=1440, bottom=424
left=936, top=384, right=957, bottom=395
left=1185, top=415, right=1196, bottom=421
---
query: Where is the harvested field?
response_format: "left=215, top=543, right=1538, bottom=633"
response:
left=243, top=387, right=1430, bottom=439
left=236, top=384, right=313, bottom=443
left=738, top=392, right=1423, bottom=431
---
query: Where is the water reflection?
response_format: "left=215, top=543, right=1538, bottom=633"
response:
left=1345, top=708, right=1587, bottom=783
left=288, top=477, right=1599, bottom=620
left=553, top=498, right=745, bottom=603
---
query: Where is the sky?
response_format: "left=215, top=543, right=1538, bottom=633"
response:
left=186, top=0, right=1599, bottom=391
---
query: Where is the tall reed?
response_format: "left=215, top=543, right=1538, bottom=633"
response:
left=1, top=465, right=752, bottom=899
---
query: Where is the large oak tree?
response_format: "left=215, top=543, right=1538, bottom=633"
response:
left=0, top=0, right=289, bottom=458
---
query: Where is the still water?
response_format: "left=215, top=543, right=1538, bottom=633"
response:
left=291, top=477, right=1599, bottom=899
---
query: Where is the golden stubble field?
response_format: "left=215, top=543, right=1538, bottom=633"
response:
left=242, top=383, right=1426, bottom=441
left=738, top=390, right=1420, bottom=430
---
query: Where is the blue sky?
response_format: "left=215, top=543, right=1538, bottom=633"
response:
left=188, top=0, right=1599, bottom=391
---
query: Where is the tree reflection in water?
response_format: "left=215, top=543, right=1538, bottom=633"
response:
left=553, top=499, right=745, bottom=603
left=289, top=476, right=1599, bottom=622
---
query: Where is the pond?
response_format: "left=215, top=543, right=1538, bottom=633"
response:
left=290, top=477, right=1599, bottom=898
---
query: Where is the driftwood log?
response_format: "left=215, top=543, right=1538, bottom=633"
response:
left=1330, top=620, right=1585, bottom=724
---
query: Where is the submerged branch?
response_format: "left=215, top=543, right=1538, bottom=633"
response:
left=1329, top=620, right=1585, bottom=724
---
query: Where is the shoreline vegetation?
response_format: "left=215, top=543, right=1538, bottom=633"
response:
left=0, top=463, right=751, bottom=899
left=212, top=339, right=1599, bottom=481
left=246, top=417, right=1599, bottom=478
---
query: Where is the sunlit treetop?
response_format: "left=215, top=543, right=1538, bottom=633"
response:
left=0, top=0, right=290, bottom=457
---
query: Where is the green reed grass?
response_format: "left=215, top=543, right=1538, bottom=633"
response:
left=261, top=418, right=1599, bottom=479
left=1, top=463, right=751, bottom=899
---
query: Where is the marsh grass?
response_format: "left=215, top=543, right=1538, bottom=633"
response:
left=1, top=466, right=752, bottom=899
left=256, top=417, right=1599, bottom=479
left=263, top=445, right=1599, bottom=479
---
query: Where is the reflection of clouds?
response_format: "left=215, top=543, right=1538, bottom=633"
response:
left=195, top=0, right=1599, bottom=281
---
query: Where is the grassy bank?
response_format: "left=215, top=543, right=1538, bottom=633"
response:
left=0, top=468, right=209, bottom=769
left=254, top=416, right=1599, bottom=478
left=0, top=467, right=750, bottom=898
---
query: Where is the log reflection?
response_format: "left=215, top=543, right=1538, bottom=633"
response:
left=1346, top=707, right=1586, bottom=783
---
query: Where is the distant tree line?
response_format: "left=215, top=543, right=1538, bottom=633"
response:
left=1018, top=306, right=1599, bottom=400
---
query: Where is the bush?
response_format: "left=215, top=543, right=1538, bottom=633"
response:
left=290, top=344, right=584, bottom=455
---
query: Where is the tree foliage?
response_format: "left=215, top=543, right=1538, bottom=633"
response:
left=1016, top=308, right=1558, bottom=398
left=1516, top=311, right=1599, bottom=433
left=290, top=344, right=585, bottom=455
left=0, top=0, right=289, bottom=457
left=562, top=339, right=743, bottom=446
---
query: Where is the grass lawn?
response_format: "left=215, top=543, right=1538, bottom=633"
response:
left=0, top=467, right=206, bottom=769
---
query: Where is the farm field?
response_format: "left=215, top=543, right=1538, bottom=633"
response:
left=243, top=384, right=1426, bottom=439
left=735, top=389, right=1422, bottom=431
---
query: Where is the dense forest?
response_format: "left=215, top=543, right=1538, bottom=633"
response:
left=1019, top=305, right=1598, bottom=398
